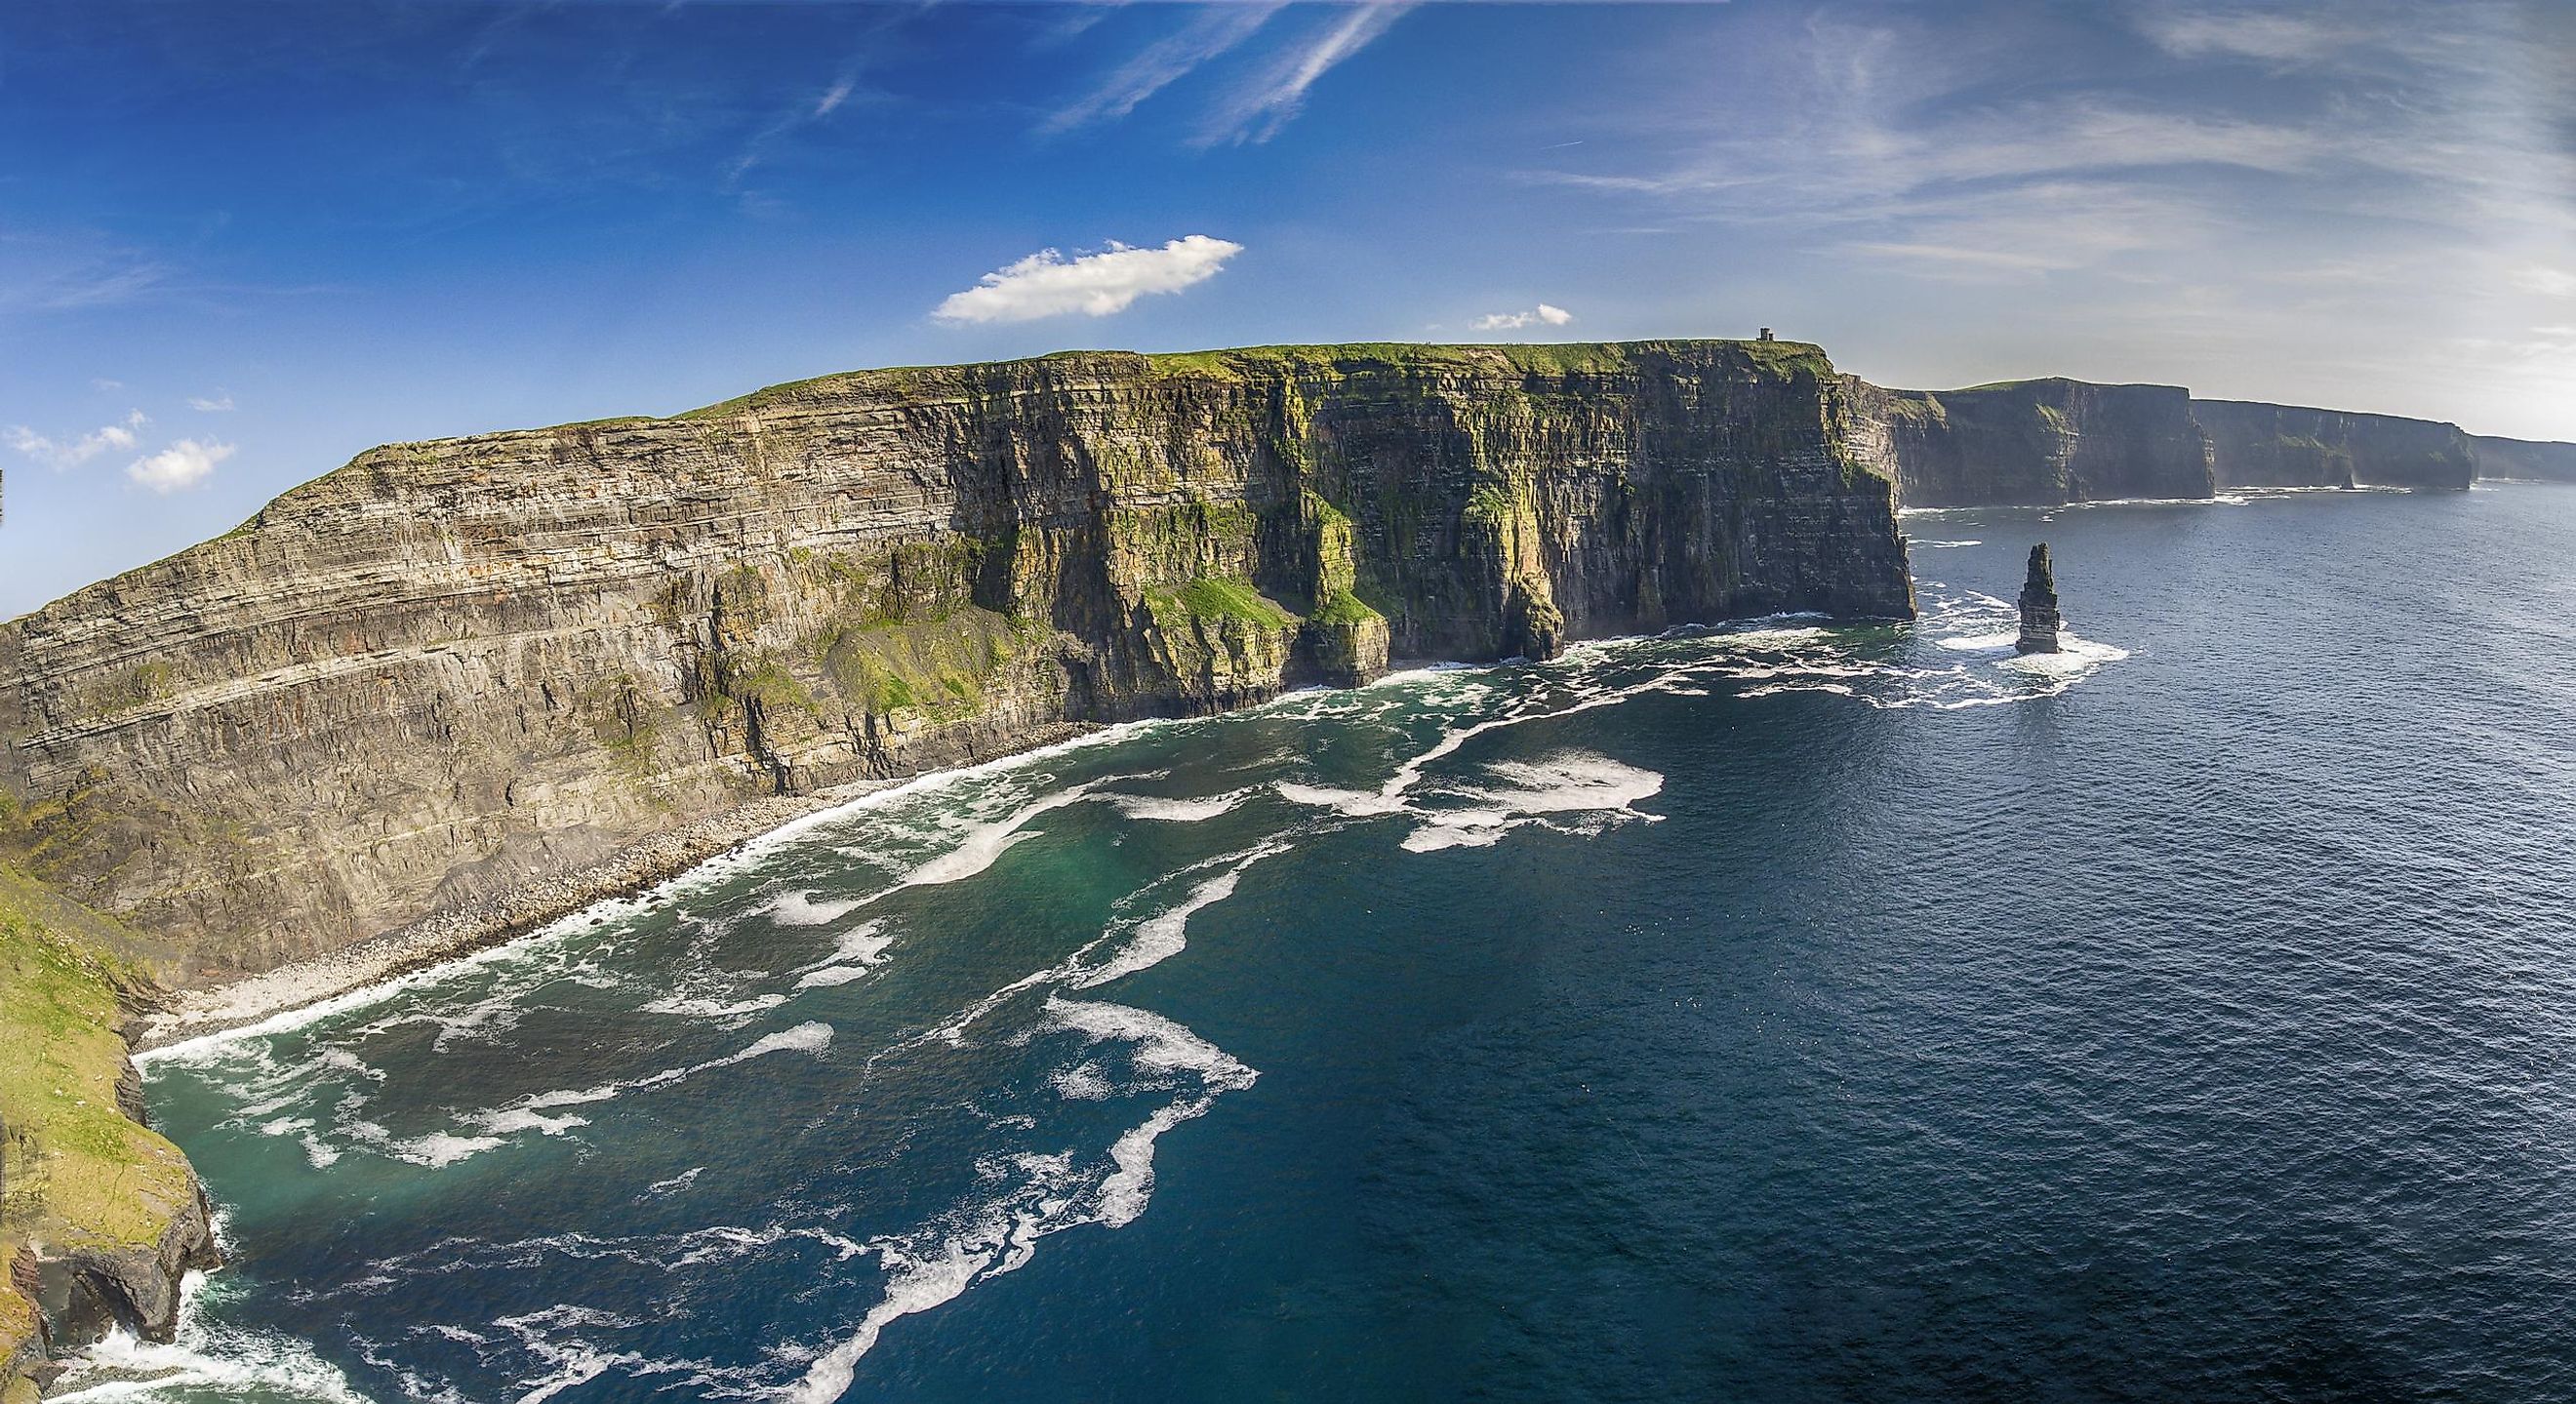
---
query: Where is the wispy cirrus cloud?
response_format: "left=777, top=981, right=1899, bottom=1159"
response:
left=725, top=64, right=879, bottom=184
left=1521, top=1, right=2572, bottom=286
left=2515, top=266, right=2576, bottom=298
left=1044, top=2, right=1286, bottom=135
left=1048, top=2, right=1409, bottom=145
left=932, top=235, right=1243, bottom=324
left=2132, top=7, right=2376, bottom=63
left=187, top=391, right=236, bottom=412
left=6, top=410, right=147, bottom=470
left=1197, top=3, right=1413, bottom=145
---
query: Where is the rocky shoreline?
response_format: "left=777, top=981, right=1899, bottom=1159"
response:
left=137, top=722, right=1097, bottom=1052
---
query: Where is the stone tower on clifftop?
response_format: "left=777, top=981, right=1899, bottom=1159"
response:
left=2017, top=543, right=2062, bottom=655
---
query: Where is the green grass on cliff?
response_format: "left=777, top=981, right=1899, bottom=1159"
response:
left=0, top=864, right=198, bottom=1260
left=1309, top=588, right=1385, bottom=628
left=1136, top=339, right=1831, bottom=383
left=666, top=339, right=1834, bottom=420
left=1147, top=577, right=1298, bottom=632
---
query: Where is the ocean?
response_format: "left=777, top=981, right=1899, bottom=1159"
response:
left=61, top=482, right=2576, bottom=1403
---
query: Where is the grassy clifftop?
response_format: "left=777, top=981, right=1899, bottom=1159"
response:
left=0, top=862, right=203, bottom=1391
left=676, top=338, right=1833, bottom=420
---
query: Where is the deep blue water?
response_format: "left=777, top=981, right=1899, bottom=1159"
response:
left=65, top=483, right=2576, bottom=1403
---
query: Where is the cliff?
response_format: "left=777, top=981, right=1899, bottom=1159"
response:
left=2196, top=399, right=2476, bottom=491
left=0, top=340, right=1912, bottom=984
left=1843, top=377, right=2216, bottom=506
left=1842, top=373, right=2526, bottom=505
left=0, top=863, right=219, bottom=1397
left=2470, top=434, right=2576, bottom=483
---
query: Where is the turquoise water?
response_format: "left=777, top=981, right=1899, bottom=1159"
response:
left=63, top=483, right=2576, bottom=1402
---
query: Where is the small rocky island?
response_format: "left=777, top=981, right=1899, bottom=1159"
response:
left=2017, top=544, right=2063, bottom=655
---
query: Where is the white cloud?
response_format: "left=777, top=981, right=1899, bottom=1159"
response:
left=1199, top=3, right=1412, bottom=145
left=90, top=378, right=125, bottom=392
left=126, top=438, right=233, bottom=494
left=2137, top=9, right=2371, bottom=63
left=6, top=410, right=147, bottom=470
left=932, top=235, right=1243, bottom=324
left=187, top=391, right=236, bottom=412
left=1471, top=303, right=1575, bottom=332
left=2514, top=266, right=2576, bottom=298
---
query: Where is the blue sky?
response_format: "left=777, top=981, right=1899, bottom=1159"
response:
left=3, top=0, right=2571, bottom=614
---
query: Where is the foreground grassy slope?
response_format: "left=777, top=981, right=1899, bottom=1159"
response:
left=0, top=862, right=200, bottom=1391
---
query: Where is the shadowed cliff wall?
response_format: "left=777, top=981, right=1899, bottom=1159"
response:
left=2470, top=434, right=2576, bottom=483
left=2196, top=399, right=2476, bottom=490
left=1843, top=378, right=2216, bottom=507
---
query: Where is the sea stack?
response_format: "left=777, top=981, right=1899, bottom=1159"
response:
left=2017, top=543, right=2063, bottom=655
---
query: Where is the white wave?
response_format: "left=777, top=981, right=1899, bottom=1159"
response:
left=1914, top=539, right=1982, bottom=548
left=357, top=1022, right=835, bottom=1168
left=785, top=1229, right=996, bottom=1404
left=791, top=1002, right=1253, bottom=1400
left=642, top=1167, right=704, bottom=1198
left=1098, top=1093, right=1222, bottom=1229
left=515, top=1351, right=616, bottom=1404
left=1050, top=1063, right=1113, bottom=1101
left=714, top=1021, right=835, bottom=1064
left=1074, top=843, right=1285, bottom=989
left=794, top=919, right=896, bottom=988
left=1936, top=630, right=2022, bottom=652
left=490, top=1305, right=662, bottom=1404
left=1273, top=782, right=1406, bottom=817
left=1399, top=752, right=1665, bottom=854
left=49, top=1271, right=371, bottom=1403
left=641, top=992, right=790, bottom=1020
left=770, top=891, right=865, bottom=926
left=2001, top=632, right=2132, bottom=678
left=1110, top=789, right=1249, bottom=822
left=900, top=781, right=1106, bottom=887
left=1048, top=997, right=1254, bottom=1088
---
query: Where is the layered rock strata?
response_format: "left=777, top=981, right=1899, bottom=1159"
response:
left=0, top=341, right=1913, bottom=983
left=1839, top=376, right=2551, bottom=505
left=2195, top=399, right=2476, bottom=491
left=1843, top=378, right=2216, bottom=506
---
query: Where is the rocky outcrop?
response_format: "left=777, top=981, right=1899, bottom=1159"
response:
left=1844, top=378, right=2215, bottom=506
left=2196, top=399, right=2475, bottom=490
left=2017, top=544, right=2062, bottom=655
left=2470, top=434, right=2576, bottom=483
left=0, top=341, right=1912, bottom=983
left=37, top=1183, right=220, bottom=1346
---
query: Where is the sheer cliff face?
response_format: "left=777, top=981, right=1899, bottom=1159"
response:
left=2471, top=435, right=2576, bottom=483
left=0, top=341, right=1912, bottom=979
left=2197, top=400, right=2475, bottom=491
left=1844, top=378, right=2217, bottom=507
left=1845, top=375, right=2502, bottom=505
